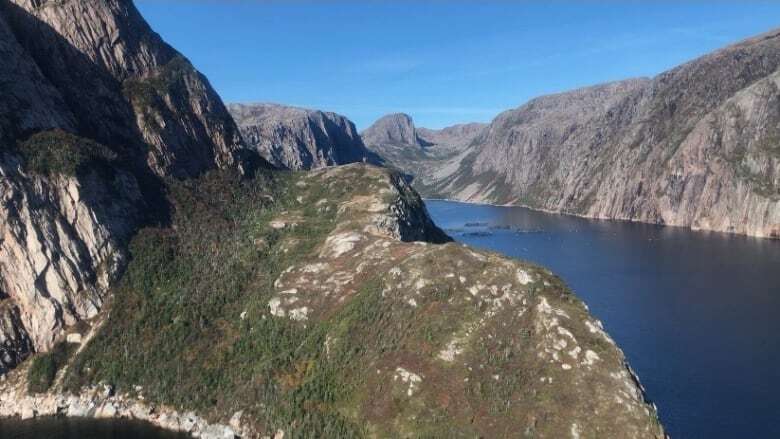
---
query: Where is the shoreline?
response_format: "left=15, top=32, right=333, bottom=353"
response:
left=0, top=380, right=252, bottom=439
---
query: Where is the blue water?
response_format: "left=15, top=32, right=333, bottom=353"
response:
left=426, top=200, right=780, bottom=439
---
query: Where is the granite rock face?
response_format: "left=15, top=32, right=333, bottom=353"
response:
left=414, top=29, right=780, bottom=238
left=0, top=0, right=251, bottom=178
left=417, top=122, right=488, bottom=152
left=0, top=152, right=142, bottom=354
left=0, top=0, right=264, bottom=371
left=0, top=303, right=33, bottom=374
left=229, top=103, right=379, bottom=170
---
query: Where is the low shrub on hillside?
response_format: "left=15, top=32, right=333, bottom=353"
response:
left=27, top=342, right=76, bottom=394
left=16, top=129, right=116, bottom=177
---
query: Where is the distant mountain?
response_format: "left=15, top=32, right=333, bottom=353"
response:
left=415, top=28, right=780, bottom=238
left=417, top=122, right=490, bottom=151
left=229, top=103, right=380, bottom=170
left=361, top=113, right=427, bottom=148
left=362, top=112, right=486, bottom=184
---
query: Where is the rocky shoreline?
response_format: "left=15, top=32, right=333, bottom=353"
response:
left=0, top=379, right=258, bottom=439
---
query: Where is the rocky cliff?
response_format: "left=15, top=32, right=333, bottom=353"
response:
left=229, top=103, right=380, bottom=170
left=0, top=0, right=264, bottom=373
left=419, top=28, right=780, bottom=238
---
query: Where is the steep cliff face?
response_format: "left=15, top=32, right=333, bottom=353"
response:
left=0, top=147, right=142, bottom=354
left=0, top=8, right=74, bottom=141
left=1, top=0, right=248, bottom=178
left=229, top=103, right=378, bottom=170
left=0, top=0, right=263, bottom=371
left=421, top=29, right=780, bottom=238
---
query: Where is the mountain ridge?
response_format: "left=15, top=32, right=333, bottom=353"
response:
left=398, top=27, right=780, bottom=238
left=228, top=102, right=380, bottom=170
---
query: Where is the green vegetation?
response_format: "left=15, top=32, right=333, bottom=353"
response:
left=63, top=169, right=381, bottom=435
left=122, top=55, right=195, bottom=109
left=16, top=129, right=116, bottom=177
left=28, top=342, right=76, bottom=394
left=57, top=165, right=661, bottom=437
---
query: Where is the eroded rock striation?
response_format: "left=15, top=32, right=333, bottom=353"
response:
left=229, top=103, right=380, bottom=170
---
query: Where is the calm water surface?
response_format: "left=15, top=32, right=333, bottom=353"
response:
left=426, top=200, right=780, bottom=439
left=0, top=417, right=190, bottom=438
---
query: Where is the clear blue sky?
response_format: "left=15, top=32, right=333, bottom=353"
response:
left=136, top=1, right=780, bottom=129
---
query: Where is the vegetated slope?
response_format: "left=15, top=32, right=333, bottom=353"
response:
left=229, top=103, right=381, bottom=170
left=0, top=0, right=265, bottom=373
left=422, top=29, right=780, bottom=238
left=362, top=112, right=486, bottom=183
left=4, top=165, right=663, bottom=438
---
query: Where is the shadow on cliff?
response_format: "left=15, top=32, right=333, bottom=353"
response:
left=0, top=0, right=178, bottom=231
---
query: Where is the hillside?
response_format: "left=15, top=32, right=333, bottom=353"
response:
left=0, top=1, right=664, bottom=437
left=416, top=29, right=780, bottom=238
left=2, top=165, right=663, bottom=438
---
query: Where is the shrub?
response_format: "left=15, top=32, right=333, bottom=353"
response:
left=16, top=129, right=116, bottom=177
left=122, top=55, right=195, bottom=109
left=27, top=342, right=76, bottom=394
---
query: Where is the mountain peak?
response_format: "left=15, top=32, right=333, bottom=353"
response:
left=229, top=102, right=380, bottom=170
left=362, top=112, right=424, bottom=147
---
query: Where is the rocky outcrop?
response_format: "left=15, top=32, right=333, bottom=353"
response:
left=0, top=303, right=33, bottom=374
left=0, top=150, right=143, bottom=355
left=418, top=28, right=780, bottom=238
left=229, top=103, right=379, bottom=170
left=0, top=381, right=245, bottom=439
left=237, top=166, right=666, bottom=437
